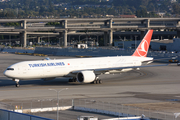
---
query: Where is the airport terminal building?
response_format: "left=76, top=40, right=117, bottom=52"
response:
left=114, top=38, right=180, bottom=52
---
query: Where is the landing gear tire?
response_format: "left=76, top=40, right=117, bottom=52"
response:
left=16, top=84, right=20, bottom=87
left=95, top=80, right=98, bottom=84
left=92, top=79, right=102, bottom=84
left=99, top=80, right=102, bottom=84
left=91, top=80, right=96, bottom=84
left=13, top=79, right=20, bottom=87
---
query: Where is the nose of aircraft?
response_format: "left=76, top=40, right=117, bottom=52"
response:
left=3, top=70, right=8, bottom=77
left=3, top=70, right=13, bottom=78
left=4, top=66, right=16, bottom=78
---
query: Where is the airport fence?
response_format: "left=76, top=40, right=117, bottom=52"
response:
left=0, top=109, right=52, bottom=120
left=1, top=99, right=180, bottom=120
left=73, top=99, right=180, bottom=120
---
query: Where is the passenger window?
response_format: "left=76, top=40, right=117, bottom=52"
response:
left=7, top=68, right=14, bottom=70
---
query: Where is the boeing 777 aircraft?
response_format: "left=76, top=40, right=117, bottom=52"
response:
left=3, top=30, right=164, bottom=87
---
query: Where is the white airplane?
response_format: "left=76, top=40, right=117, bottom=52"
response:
left=3, top=30, right=166, bottom=87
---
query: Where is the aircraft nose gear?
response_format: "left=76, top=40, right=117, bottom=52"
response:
left=13, top=79, right=20, bottom=87
left=16, top=83, right=20, bottom=87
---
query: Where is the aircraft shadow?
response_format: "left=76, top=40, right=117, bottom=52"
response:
left=0, top=71, right=140, bottom=87
left=0, top=77, right=89, bottom=87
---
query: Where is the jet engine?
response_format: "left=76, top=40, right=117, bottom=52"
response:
left=76, top=71, right=96, bottom=83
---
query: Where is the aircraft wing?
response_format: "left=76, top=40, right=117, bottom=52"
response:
left=71, top=64, right=168, bottom=74
left=93, top=64, right=168, bottom=72
left=145, top=56, right=177, bottom=62
left=142, top=57, right=177, bottom=65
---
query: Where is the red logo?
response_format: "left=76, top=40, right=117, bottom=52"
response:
left=137, top=39, right=149, bottom=57
left=68, top=63, right=70, bottom=65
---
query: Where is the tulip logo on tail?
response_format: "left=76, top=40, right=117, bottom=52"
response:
left=137, top=39, right=149, bottom=57
left=132, top=30, right=153, bottom=57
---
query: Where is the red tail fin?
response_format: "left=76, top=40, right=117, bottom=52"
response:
left=132, top=30, right=153, bottom=57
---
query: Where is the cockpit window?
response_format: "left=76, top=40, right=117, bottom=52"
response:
left=7, top=68, right=14, bottom=70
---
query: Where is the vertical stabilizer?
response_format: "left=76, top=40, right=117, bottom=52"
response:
left=132, top=30, right=153, bottom=57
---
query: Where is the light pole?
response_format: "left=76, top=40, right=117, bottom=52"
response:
left=48, top=31, right=49, bottom=47
left=96, top=35, right=99, bottom=47
left=9, top=35, right=11, bottom=47
left=49, top=88, right=68, bottom=120
left=119, top=36, right=124, bottom=49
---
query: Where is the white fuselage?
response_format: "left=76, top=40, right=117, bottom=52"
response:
left=4, top=56, right=153, bottom=80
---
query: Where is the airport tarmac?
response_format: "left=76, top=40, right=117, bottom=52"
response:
left=0, top=53, right=180, bottom=119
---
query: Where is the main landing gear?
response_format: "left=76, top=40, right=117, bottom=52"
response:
left=13, top=79, right=20, bottom=87
left=91, top=77, right=102, bottom=84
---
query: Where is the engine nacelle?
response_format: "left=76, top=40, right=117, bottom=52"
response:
left=76, top=71, right=96, bottom=83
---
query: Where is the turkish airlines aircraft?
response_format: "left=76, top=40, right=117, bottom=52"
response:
left=3, top=30, right=165, bottom=87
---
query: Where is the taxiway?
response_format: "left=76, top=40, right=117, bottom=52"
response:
left=0, top=53, right=180, bottom=119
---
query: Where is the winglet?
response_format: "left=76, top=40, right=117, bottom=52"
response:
left=132, top=30, right=153, bottom=57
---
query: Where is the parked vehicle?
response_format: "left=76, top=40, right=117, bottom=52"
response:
left=169, top=59, right=178, bottom=63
